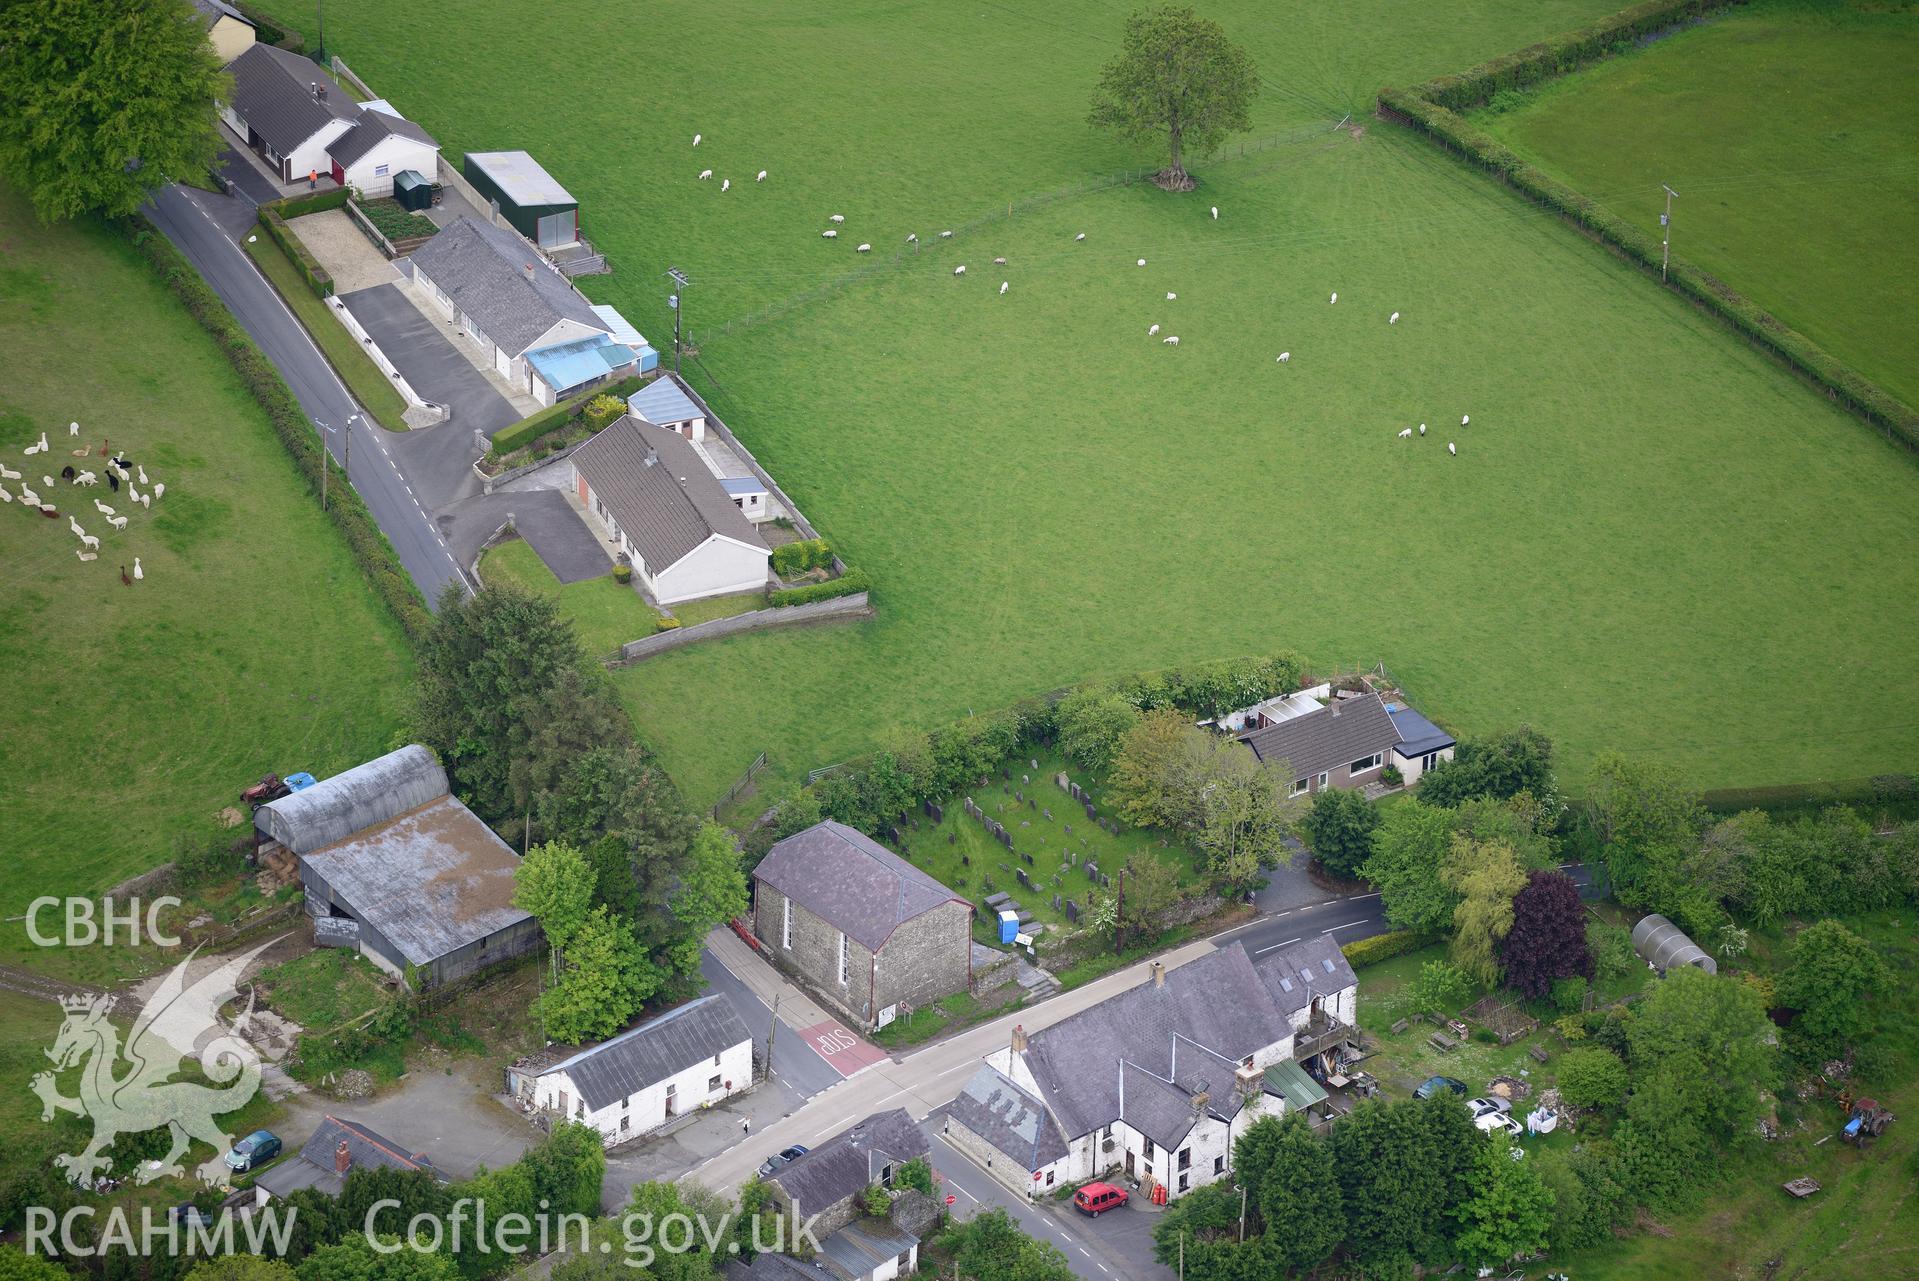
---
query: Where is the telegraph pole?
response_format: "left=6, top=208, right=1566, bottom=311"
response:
left=666, top=267, right=690, bottom=375
left=1659, top=184, right=1679, bottom=283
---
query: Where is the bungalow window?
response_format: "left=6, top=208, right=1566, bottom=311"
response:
left=1349, top=753, right=1383, bottom=774
left=1316, top=771, right=1329, bottom=790
left=837, top=931, right=849, bottom=986
left=1291, top=777, right=1310, bottom=797
left=374, top=163, right=390, bottom=178
left=782, top=898, right=792, bottom=949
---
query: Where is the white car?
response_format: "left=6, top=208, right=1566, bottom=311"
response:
left=1476, top=1111, right=1524, bottom=1140
left=1467, top=1096, right=1512, bottom=1119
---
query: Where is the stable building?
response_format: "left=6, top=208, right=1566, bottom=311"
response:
left=463, top=151, right=580, bottom=249
left=504, top=995, right=753, bottom=1147
left=254, top=745, right=540, bottom=988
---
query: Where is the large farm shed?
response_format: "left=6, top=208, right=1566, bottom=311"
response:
left=255, top=746, right=541, bottom=987
left=463, top=151, right=579, bottom=249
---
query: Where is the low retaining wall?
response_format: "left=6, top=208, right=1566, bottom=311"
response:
left=475, top=441, right=583, bottom=494
left=613, top=591, right=871, bottom=664
left=327, top=295, right=432, bottom=411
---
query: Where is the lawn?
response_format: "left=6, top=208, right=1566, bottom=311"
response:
left=478, top=535, right=659, bottom=656
left=252, top=0, right=1919, bottom=808
left=1478, top=0, right=1919, bottom=411
left=0, top=185, right=414, bottom=970
left=890, top=751, right=1201, bottom=941
left=243, top=229, right=410, bottom=427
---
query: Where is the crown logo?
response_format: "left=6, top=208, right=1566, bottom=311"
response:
left=59, top=992, right=109, bottom=1015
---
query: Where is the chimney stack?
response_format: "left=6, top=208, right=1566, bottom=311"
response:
left=1010, top=1023, right=1027, bottom=1054
left=334, top=1140, right=351, bottom=1175
left=1151, top=961, right=1166, bottom=989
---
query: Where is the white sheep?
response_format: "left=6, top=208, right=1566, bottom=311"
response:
left=137, top=465, right=147, bottom=485
left=1137, top=259, right=1146, bottom=267
left=1211, top=206, right=1218, bottom=220
left=907, top=233, right=918, bottom=243
left=1165, top=292, right=1176, bottom=301
left=1163, top=336, right=1180, bottom=346
left=42, top=475, right=54, bottom=490
left=721, top=178, right=730, bottom=192
left=76, top=549, right=93, bottom=562
left=0, top=466, right=15, bottom=480
left=74, top=470, right=96, bottom=487
left=1389, top=312, right=1400, bottom=324
left=80, top=534, right=99, bottom=550
left=939, top=230, right=953, bottom=238
left=693, top=133, right=701, bottom=147
left=829, top=214, right=845, bottom=223
left=1276, top=352, right=1290, bottom=363
left=1448, top=442, right=1457, bottom=456
left=69, top=421, right=79, bottom=437
left=954, top=265, right=966, bottom=276
left=94, top=500, right=114, bottom=515
left=128, top=486, right=141, bottom=504
left=1148, top=324, right=1160, bottom=336
left=68, top=516, right=84, bottom=538
left=999, top=282, right=1008, bottom=295
left=857, top=243, right=871, bottom=253
left=698, top=169, right=712, bottom=180
left=822, top=229, right=837, bottom=239
left=107, top=515, right=127, bottom=531
left=152, top=482, right=164, bottom=500
left=1398, top=427, right=1413, bottom=439
left=1329, top=292, right=1337, bottom=304
left=23, top=441, right=41, bottom=457
left=1418, top=424, right=1426, bottom=436
left=139, top=492, right=151, bottom=509
left=133, top=557, right=143, bottom=580
left=993, top=256, right=1007, bottom=266
left=20, top=485, right=38, bottom=506
left=0, top=485, right=10, bottom=503
left=1074, top=232, right=1086, bottom=241
left=1461, top=414, right=1470, bottom=426
left=757, top=170, right=767, bottom=182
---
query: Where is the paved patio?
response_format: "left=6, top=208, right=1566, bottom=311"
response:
left=289, top=209, right=402, bottom=294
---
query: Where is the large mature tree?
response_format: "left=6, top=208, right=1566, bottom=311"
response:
left=0, top=0, right=228, bottom=221
left=946, top=1208, right=1078, bottom=1281
left=1498, top=870, right=1592, bottom=998
left=1451, top=1133, right=1555, bottom=1268
left=1410, top=960, right=1474, bottom=1018
left=1627, top=964, right=1775, bottom=1145
left=1587, top=752, right=1706, bottom=904
left=663, top=822, right=750, bottom=976
left=295, top=1233, right=459, bottom=1281
left=1191, top=740, right=1299, bottom=893
left=1443, top=836, right=1528, bottom=985
left=508, top=666, right=633, bottom=844
left=1302, top=787, right=1379, bottom=880
left=534, top=906, right=663, bottom=1042
left=1054, top=688, right=1142, bottom=774
left=515, top=841, right=595, bottom=981
left=1110, top=708, right=1198, bottom=829
left=1331, top=1098, right=1472, bottom=1269
left=1257, top=1114, right=1346, bottom=1273
left=1087, top=5, right=1258, bottom=190
left=1777, top=918, right=1892, bottom=1061
left=1417, top=728, right=1557, bottom=810
left=1363, top=800, right=1461, bottom=933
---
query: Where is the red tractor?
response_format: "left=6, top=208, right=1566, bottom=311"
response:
left=241, top=774, right=291, bottom=808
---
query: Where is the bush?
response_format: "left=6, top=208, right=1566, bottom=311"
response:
left=351, top=197, right=436, bottom=244
left=1340, top=929, right=1425, bottom=968
left=770, top=567, right=870, bottom=607
left=1552, top=975, right=1589, bottom=1014
left=1557, top=1046, right=1629, bottom=1111
left=120, top=217, right=433, bottom=642
left=1379, top=764, right=1403, bottom=786
left=771, top=537, right=833, bottom=578
left=1702, top=774, right=1919, bottom=822
left=583, top=393, right=628, bottom=432
left=656, top=616, right=681, bottom=630
left=612, top=564, right=632, bottom=584
left=489, top=375, right=646, bottom=457
left=273, top=186, right=349, bottom=219
left=174, top=829, right=246, bottom=887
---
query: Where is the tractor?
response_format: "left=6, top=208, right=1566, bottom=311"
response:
left=1842, top=1098, right=1895, bottom=1145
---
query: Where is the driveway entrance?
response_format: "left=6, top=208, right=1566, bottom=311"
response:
left=339, top=284, right=523, bottom=435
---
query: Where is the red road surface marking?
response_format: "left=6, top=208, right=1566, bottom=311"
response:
left=799, top=1019, right=888, bottom=1077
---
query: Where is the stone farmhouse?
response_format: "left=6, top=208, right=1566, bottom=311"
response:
left=751, top=822, right=973, bottom=1031
left=938, top=937, right=1358, bottom=1201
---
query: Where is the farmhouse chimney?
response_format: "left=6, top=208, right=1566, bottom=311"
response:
left=1010, top=1023, right=1027, bottom=1054
left=335, top=1140, right=351, bottom=1175
left=1151, top=961, right=1166, bottom=989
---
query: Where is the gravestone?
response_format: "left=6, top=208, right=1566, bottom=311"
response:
left=1085, top=861, right=1100, bottom=881
left=1044, top=809, right=1052, bottom=821
left=1101, top=872, right=1112, bottom=889
left=1021, top=851, right=1034, bottom=864
left=887, top=825, right=903, bottom=845
left=1056, top=772, right=1070, bottom=790
left=1064, top=899, right=1081, bottom=924
left=1020, top=820, right=1031, bottom=829
left=1063, top=822, right=1071, bottom=834
left=948, top=832, right=956, bottom=844
left=1016, top=869, right=1031, bottom=890
left=1023, top=774, right=1030, bottom=785
left=1085, top=802, right=1098, bottom=821
left=960, top=853, right=969, bottom=866
left=1016, top=790, right=1024, bottom=803
left=1052, top=894, right=1061, bottom=912
left=1031, top=759, right=1039, bottom=771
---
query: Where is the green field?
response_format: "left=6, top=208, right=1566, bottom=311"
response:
left=1480, top=0, right=1919, bottom=410
left=254, top=0, right=1919, bottom=808
left=0, top=186, right=413, bottom=962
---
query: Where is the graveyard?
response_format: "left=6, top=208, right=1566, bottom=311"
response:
left=890, top=751, right=1202, bottom=945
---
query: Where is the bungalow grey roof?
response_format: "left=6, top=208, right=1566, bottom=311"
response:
left=409, top=216, right=607, bottom=357
left=1020, top=947, right=1289, bottom=1143
left=299, top=794, right=532, bottom=966
left=255, top=1115, right=428, bottom=1200
left=1387, top=703, right=1456, bottom=758
left=533, top=995, right=752, bottom=1111
left=942, top=1064, right=1068, bottom=1171
left=753, top=822, right=967, bottom=952
left=629, top=377, right=703, bottom=427
left=327, top=109, right=438, bottom=168
left=1251, top=934, right=1358, bottom=1019
left=1239, top=692, right=1401, bottom=779
left=572, top=417, right=765, bottom=573
left=820, top=1220, right=919, bottom=1281
left=225, top=44, right=357, bottom=155
left=770, top=1109, right=928, bottom=1214
left=257, top=744, right=448, bottom=855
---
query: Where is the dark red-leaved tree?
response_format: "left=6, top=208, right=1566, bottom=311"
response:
left=1499, top=870, right=1592, bottom=998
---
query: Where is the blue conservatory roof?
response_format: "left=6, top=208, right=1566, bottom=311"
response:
left=525, top=335, right=634, bottom=394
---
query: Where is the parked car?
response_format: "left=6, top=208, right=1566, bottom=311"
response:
left=169, top=1204, right=215, bottom=1228
left=1073, top=1182, right=1129, bottom=1217
left=1414, top=1076, right=1468, bottom=1099
left=1467, top=1096, right=1512, bottom=1118
left=757, top=1145, right=810, bottom=1177
left=223, top=1130, right=281, bottom=1173
left=1475, top=1111, right=1525, bottom=1139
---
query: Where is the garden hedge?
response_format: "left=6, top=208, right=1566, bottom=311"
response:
left=770, top=537, right=832, bottom=578
left=1340, top=929, right=1428, bottom=968
left=489, top=375, right=646, bottom=457
left=257, top=207, right=332, bottom=300
left=1701, top=773, right=1919, bottom=821
left=122, top=216, right=433, bottom=643
left=769, top=567, right=869, bottom=607
left=1377, top=0, right=1919, bottom=452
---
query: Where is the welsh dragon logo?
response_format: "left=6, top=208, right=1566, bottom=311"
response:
left=32, top=942, right=274, bottom=1187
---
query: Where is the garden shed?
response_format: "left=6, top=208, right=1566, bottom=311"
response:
left=1632, top=913, right=1717, bottom=976
left=393, top=169, right=432, bottom=211
left=463, top=150, right=579, bottom=249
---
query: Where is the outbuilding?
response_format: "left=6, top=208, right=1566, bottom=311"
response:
left=463, top=151, right=580, bottom=249
left=1632, top=913, right=1718, bottom=976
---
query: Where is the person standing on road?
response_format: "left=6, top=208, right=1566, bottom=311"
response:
left=741, top=1117, right=751, bottom=1137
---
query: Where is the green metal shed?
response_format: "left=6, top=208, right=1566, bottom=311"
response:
left=392, top=169, right=432, bottom=212
left=462, top=150, right=579, bottom=249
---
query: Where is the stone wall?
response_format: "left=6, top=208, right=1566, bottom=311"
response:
left=752, top=882, right=877, bottom=1026
left=873, top=899, right=973, bottom=1019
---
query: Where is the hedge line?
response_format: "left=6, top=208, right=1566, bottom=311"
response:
left=1379, top=77, right=1919, bottom=451
left=1415, top=0, right=1735, bottom=110
left=1340, top=928, right=1429, bottom=968
left=258, top=207, right=332, bottom=300
left=489, top=374, right=646, bottom=456
left=770, top=537, right=832, bottom=578
left=770, top=567, right=869, bottom=607
left=122, top=216, right=434, bottom=642
left=1701, top=773, right=1919, bottom=821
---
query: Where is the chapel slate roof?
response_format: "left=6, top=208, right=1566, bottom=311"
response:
left=533, top=995, right=752, bottom=1111
left=769, top=1109, right=928, bottom=1215
left=571, top=417, right=765, bottom=573
left=224, top=44, right=357, bottom=155
left=409, top=216, right=607, bottom=356
left=1020, top=947, right=1289, bottom=1143
left=753, top=822, right=968, bottom=952
left=1251, top=934, right=1359, bottom=1019
left=257, top=744, right=449, bottom=855
left=326, top=108, right=438, bottom=168
left=1239, top=692, right=1402, bottom=779
left=941, top=1064, right=1069, bottom=1171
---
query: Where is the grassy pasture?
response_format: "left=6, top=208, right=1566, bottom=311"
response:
left=0, top=187, right=413, bottom=965
left=1479, top=0, right=1919, bottom=410
left=251, top=0, right=1919, bottom=808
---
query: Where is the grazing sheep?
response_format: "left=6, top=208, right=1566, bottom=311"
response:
left=0, top=466, right=15, bottom=480
left=137, top=465, right=147, bottom=485
left=954, top=265, right=966, bottom=276
left=133, top=558, right=143, bottom=580
left=94, top=500, right=114, bottom=516
left=1211, top=206, right=1218, bottom=219
left=1418, top=424, right=1426, bottom=436
left=107, top=515, right=127, bottom=531
left=757, top=170, right=767, bottom=182
left=999, top=281, right=1008, bottom=295
left=1329, top=292, right=1337, bottom=304
left=857, top=243, right=871, bottom=253
left=698, top=169, right=713, bottom=180
left=1461, top=414, right=1470, bottom=426
left=21, top=485, right=38, bottom=506
left=822, top=229, right=837, bottom=239
left=128, top=487, right=141, bottom=505
left=0, top=485, right=10, bottom=503
left=1148, top=324, right=1160, bottom=336
left=906, top=233, right=918, bottom=243
left=1074, top=232, right=1086, bottom=241
left=42, top=476, right=54, bottom=490
left=1448, top=442, right=1457, bottom=455
left=75, top=471, right=96, bottom=486
left=139, top=493, right=151, bottom=510
left=939, top=230, right=953, bottom=238
left=829, top=214, right=845, bottom=223
left=80, top=534, right=99, bottom=550
left=693, top=133, right=701, bottom=146
left=1162, top=336, right=1180, bottom=346
left=721, top=178, right=730, bottom=192
left=69, top=421, right=79, bottom=437
left=1398, top=427, right=1413, bottom=439
left=152, top=482, right=164, bottom=500
left=68, top=516, right=83, bottom=538
left=1136, top=258, right=1146, bottom=267
left=993, top=256, right=1007, bottom=266
left=1165, top=292, right=1176, bottom=301
left=1276, top=352, right=1290, bottom=363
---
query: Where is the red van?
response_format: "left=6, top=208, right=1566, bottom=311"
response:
left=1072, top=1182, right=1129, bottom=1217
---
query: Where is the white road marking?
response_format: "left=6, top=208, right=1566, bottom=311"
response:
left=1254, top=937, right=1302, bottom=954
left=1324, top=921, right=1366, bottom=932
